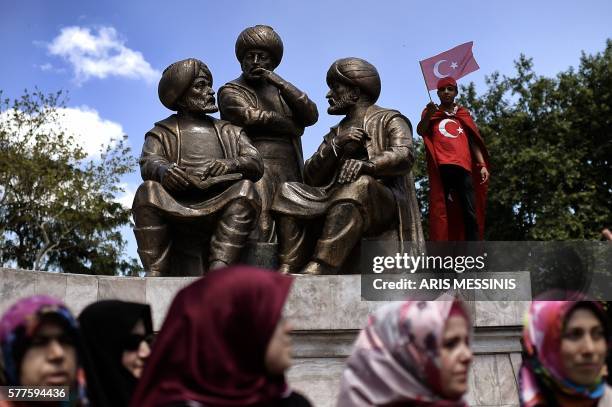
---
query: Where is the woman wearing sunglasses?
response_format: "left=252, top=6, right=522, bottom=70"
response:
left=78, top=300, right=153, bottom=407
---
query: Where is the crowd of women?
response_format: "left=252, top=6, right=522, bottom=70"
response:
left=0, top=266, right=610, bottom=406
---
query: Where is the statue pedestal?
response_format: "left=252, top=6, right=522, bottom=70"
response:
left=0, top=268, right=529, bottom=407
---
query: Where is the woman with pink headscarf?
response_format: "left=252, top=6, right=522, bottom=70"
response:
left=338, top=299, right=473, bottom=406
left=520, top=298, right=612, bottom=406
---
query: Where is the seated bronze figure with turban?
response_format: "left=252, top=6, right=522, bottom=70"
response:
left=132, top=58, right=264, bottom=276
left=272, top=57, right=424, bottom=274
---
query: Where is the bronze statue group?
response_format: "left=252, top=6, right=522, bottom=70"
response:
left=131, top=24, right=483, bottom=277
left=1, top=25, right=610, bottom=407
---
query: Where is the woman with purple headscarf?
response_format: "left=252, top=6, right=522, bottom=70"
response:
left=0, top=295, right=89, bottom=406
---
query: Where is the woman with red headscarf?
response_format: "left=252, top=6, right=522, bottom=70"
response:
left=337, top=298, right=473, bottom=406
left=129, top=266, right=311, bottom=407
left=520, top=298, right=612, bottom=406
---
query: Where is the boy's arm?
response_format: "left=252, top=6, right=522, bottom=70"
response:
left=469, top=139, right=489, bottom=184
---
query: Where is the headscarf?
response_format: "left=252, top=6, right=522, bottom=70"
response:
left=520, top=297, right=610, bottom=407
left=235, top=25, right=284, bottom=68
left=326, top=57, right=382, bottom=103
left=130, top=266, right=294, bottom=407
left=338, top=299, right=471, bottom=406
left=437, top=77, right=458, bottom=90
left=158, top=58, right=212, bottom=111
left=78, top=301, right=153, bottom=407
left=0, top=295, right=89, bottom=406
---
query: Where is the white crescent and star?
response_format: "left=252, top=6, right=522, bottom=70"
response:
left=433, top=60, right=448, bottom=78
left=433, top=60, right=459, bottom=78
left=438, top=119, right=464, bottom=139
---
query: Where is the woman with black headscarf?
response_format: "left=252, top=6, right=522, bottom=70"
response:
left=78, top=301, right=153, bottom=407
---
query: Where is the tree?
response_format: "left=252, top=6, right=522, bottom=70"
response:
left=0, top=88, right=140, bottom=275
left=414, top=39, right=612, bottom=240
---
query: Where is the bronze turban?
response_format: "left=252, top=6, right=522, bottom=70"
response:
left=326, top=58, right=381, bottom=103
left=235, top=25, right=284, bottom=68
left=158, top=58, right=212, bottom=111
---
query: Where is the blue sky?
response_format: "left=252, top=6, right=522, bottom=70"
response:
left=2, top=0, right=611, bottom=265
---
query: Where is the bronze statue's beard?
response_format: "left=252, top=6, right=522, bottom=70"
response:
left=182, top=95, right=218, bottom=115
left=327, top=94, right=355, bottom=115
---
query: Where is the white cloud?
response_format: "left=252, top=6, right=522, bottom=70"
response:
left=37, top=63, right=65, bottom=74
left=0, top=106, right=125, bottom=158
left=115, top=182, right=137, bottom=209
left=57, top=106, right=125, bottom=157
left=47, top=26, right=160, bottom=84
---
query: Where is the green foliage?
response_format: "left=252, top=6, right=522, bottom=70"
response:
left=412, top=140, right=430, bottom=239
left=0, top=89, right=140, bottom=275
left=414, top=40, right=612, bottom=240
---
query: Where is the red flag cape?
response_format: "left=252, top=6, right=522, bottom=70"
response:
left=421, top=106, right=489, bottom=241
left=419, top=42, right=480, bottom=91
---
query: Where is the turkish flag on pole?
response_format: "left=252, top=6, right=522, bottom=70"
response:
left=419, top=42, right=480, bottom=91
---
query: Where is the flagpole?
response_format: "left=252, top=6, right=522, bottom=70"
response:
left=419, top=61, right=434, bottom=103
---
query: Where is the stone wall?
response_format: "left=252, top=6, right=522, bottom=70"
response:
left=0, top=268, right=529, bottom=406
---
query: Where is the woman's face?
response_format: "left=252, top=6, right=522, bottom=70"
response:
left=438, top=315, right=473, bottom=400
left=560, top=307, right=607, bottom=386
left=264, top=318, right=292, bottom=375
left=121, top=319, right=151, bottom=379
left=19, top=320, right=77, bottom=386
